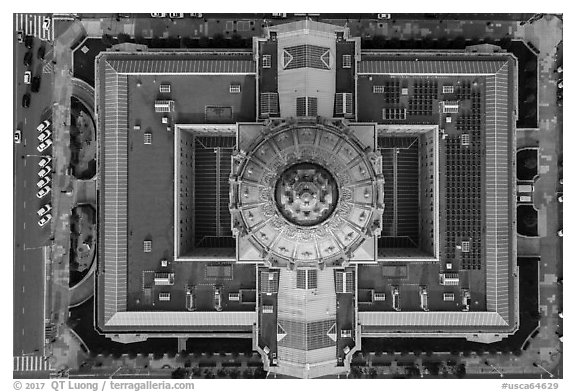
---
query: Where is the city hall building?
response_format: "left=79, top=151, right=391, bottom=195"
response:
left=95, top=20, right=519, bottom=378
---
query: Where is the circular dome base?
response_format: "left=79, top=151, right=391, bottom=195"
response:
left=275, top=162, right=339, bottom=227
left=230, top=119, right=384, bottom=267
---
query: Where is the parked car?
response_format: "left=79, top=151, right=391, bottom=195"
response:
left=36, top=185, right=51, bottom=199
left=38, top=130, right=52, bottom=142
left=38, top=166, right=52, bottom=178
left=37, top=176, right=51, bottom=188
left=31, top=76, right=41, bottom=93
left=38, top=157, right=52, bottom=167
left=214, top=286, right=223, bottom=312
left=190, top=13, right=203, bottom=18
left=37, top=138, right=53, bottom=152
left=42, top=17, right=51, bottom=30
left=37, top=45, right=45, bottom=60
left=23, top=51, right=32, bottom=66
left=38, top=213, right=52, bottom=227
left=377, top=13, right=392, bottom=19
left=24, top=35, right=33, bottom=49
left=37, top=119, right=51, bottom=132
left=169, top=13, right=184, bottom=18
left=24, top=71, right=31, bottom=84
left=151, top=13, right=166, bottom=17
left=14, top=130, right=22, bottom=144
left=17, top=30, right=24, bottom=43
left=37, top=204, right=52, bottom=217
left=22, top=93, right=31, bottom=108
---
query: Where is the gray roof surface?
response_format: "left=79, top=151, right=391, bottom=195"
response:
left=106, top=52, right=255, bottom=74
left=358, top=54, right=508, bottom=75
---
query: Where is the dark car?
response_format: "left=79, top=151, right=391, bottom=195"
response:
left=24, top=35, right=34, bottom=49
left=23, top=51, right=32, bottom=67
left=37, top=45, right=45, bottom=60
left=31, top=76, right=41, bottom=93
left=22, top=93, right=31, bottom=108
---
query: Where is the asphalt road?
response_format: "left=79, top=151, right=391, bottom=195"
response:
left=13, top=32, right=54, bottom=356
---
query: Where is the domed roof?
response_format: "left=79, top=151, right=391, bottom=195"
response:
left=230, top=119, right=384, bottom=268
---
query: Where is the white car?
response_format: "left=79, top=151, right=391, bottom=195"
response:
left=36, top=120, right=51, bottom=133
left=38, top=166, right=52, bottom=178
left=38, top=129, right=52, bottom=142
left=37, top=176, right=51, bottom=188
left=37, top=139, right=53, bottom=152
left=169, top=13, right=184, bottom=18
left=38, top=157, right=52, bottom=167
left=24, top=71, right=31, bottom=84
left=190, top=13, right=203, bottom=18
left=377, top=13, right=392, bottom=19
left=38, top=213, right=52, bottom=227
left=37, top=204, right=52, bottom=217
left=151, top=13, right=166, bottom=17
left=36, top=185, right=51, bottom=198
left=14, top=130, right=22, bottom=144
left=42, top=17, right=51, bottom=30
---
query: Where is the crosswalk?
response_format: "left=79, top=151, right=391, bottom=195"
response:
left=14, top=13, right=53, bottom=41
left=43, top=61, right=54, bottom=74
left=13, top=356, right=54, bottom=372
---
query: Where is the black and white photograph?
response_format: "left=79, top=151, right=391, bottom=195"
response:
left=5, top=3, right=568, bottom=389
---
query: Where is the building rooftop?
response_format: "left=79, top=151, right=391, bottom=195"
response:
left=95, top=20, right=518, bottom=378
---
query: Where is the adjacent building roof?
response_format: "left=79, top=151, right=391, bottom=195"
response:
left=359, top=311, right=509, bottom=330
left=96, top=51, right=257, bottom=331
left=107, top=52, right=255, bottom=74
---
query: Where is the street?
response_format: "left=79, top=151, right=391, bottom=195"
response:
left=13, top=30, right=54, bottom=357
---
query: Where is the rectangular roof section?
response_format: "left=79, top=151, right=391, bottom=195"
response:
left=105, top=52, right=256, bottom=75
left=359, top=53, right=508, bottom=75
left=359, top=311, right=508, bottom=329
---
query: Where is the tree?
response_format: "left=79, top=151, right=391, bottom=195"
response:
left=179, top=350, right=189, bottom=359
left=229, top=368, right=240, bottom=379
left=242, top=369, right=253, bottom=379
left=212, top=33, right=226, bottom=48
left=151, top=37, right=165, bottom=48
left=199, top=36, right=210, bottom=48
left=101, top=34, right=115, bottom=47
left=117, top=33, right=131, bottom=44
left=253, top=367, right=267, bottom=379
left=368, top=367, right=378, bottom=378
left=454, top=364, right=466, bottom=378
left=350, top=366, right=362, bottom=378
left=216, top=368, right=227, bottom=378
left=171, top=367, right=188, bottom=379
left=426, top=362, right=440, bottom=376
left=450, top=36, right=466, bottom=49
left=422, top=36, right=434, bottom=49
left=372, top=35, right=386, bottom=48
left=134, top=36, right=148, bottom=45
left=230, top=33, right=244, bottom=48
